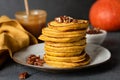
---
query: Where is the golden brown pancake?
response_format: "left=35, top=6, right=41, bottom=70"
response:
left=44, top=52, right=86, bottom=63
left=45, top=39, right=86, bottom=47
left=48, top=20, right=89, bottom=31
left=39, top=35, right=85, bottom=43
left=42, top=27, right=86, bottom=38
left=45, top=50, right=83, bottom=57
left=44, top=54, right=91, bottom=68
left=45, top=44, right=86, bottom=53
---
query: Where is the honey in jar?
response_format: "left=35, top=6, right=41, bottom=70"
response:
left=15, top=10, right=47, bottom=38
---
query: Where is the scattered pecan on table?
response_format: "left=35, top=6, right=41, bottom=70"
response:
left=19, top=72, right=29, bottom=80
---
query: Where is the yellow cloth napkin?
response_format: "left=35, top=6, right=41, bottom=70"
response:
left=0, top=16, right=38, bottom=65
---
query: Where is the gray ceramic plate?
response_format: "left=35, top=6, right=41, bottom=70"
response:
left=13, top=43, right=111, bottom=71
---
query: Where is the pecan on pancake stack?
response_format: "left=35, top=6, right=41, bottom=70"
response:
left=38, top=16, right=91, bottom=68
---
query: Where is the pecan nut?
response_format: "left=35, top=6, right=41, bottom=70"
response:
left=55, top=15, right=78, bottom=23
left=26, top=54, right=45, bottom=66
left=19, top=72, right=29, bottom=80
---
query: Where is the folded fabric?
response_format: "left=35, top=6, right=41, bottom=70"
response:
left=0, top=16, right=38, bottom=65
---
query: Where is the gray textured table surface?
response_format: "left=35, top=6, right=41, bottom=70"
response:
left=0, top=32, right=120, bottom=80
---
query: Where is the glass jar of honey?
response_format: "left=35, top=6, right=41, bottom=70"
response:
left=15, top=10, right=47, bottom=38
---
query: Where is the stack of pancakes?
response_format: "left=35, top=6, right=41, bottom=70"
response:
left=39, top=16, right=91, bottom=68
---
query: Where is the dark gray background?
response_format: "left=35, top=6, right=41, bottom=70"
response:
left=0, top=0, right=95, bottom=22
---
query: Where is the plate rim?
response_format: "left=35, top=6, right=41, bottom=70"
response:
left=12, top=43, right=111, bottom=70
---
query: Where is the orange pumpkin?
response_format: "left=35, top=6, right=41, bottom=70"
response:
left=89, top=0, right=120, bottom=31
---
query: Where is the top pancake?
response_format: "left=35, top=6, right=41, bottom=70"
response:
left=48, top=20, right=89, bottom=31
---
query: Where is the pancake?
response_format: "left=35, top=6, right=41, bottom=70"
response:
left=39, top=35, right=85, bottom=43
left=42, top=27, right=86, bottom=38
left=45, top=39, right=86, bottom=47
left=44, top=52, right=86, bottom=62
left=48, top=20, right=89, bottom=31
left=45, top=44, right=86, bottom=53
left=45, top=50, right=83, bottom=57
left=44, top=54, right=91, bottom=68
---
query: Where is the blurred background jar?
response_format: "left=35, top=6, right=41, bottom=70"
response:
left=15, top=10, right=47, bottom=38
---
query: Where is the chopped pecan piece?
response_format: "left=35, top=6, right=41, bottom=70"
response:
left=87, top=27, right=102, bottom=34
left=19, top=72, right=29, bottom=80
left=55, top=15, right=78, bottom=23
